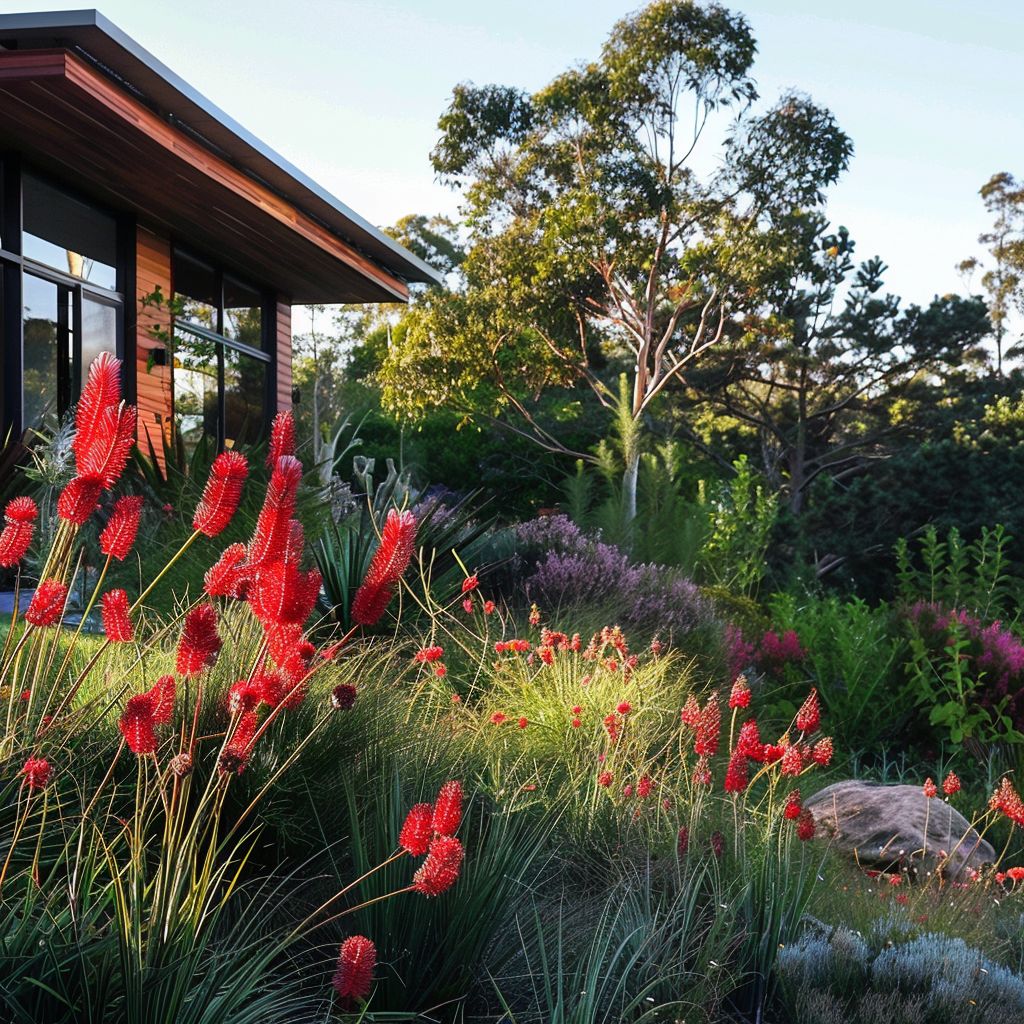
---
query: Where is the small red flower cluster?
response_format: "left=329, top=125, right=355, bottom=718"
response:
left=990, top=777, right=1024, bottom=827
left=494, top=638, right=531, bottom=655
left=414, top=644, right=448, bottom=678
left=118, top=675, right=176, bottom=754
left=25, top=580, right=68, bottom=628
left=332, top=934, right=376, bottom=1003
left=0, top=496, right=38, bottom=568
left=396, top=781, right=466, bottom=898
left=351, top=509, right=417, bottom=626
left=21, top=756, right=52, bottom=791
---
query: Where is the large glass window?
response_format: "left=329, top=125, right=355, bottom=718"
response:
left=172, top=249, right=270, bottom=453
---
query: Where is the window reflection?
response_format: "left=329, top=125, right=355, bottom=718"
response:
left=223, top=348, right=266, bottom=448
left=174, top=327, right=219, bottom=456
left=80, top=295, right=118, bottom=393
left=22, top=274, right=66, bottom=433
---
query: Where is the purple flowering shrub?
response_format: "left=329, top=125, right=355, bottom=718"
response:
left=513, top=515, right=713, bottom=641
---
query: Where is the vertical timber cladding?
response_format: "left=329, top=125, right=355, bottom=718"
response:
left=135, top=226, right=173, bottom=466
left=276, top=299, right=292, bottom=414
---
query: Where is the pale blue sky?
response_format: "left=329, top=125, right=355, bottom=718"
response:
left=9, top=0, right=1023, bottom=309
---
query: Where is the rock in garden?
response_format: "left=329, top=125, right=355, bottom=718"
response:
left=804, top=780, right=994, bottom=880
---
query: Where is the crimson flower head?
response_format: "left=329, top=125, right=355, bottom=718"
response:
left=795, top=689, right=821, bottom=734
left=991, top=778, right=1024, bottom=827
left=0, top=496, right=38, bottom=567
left=204, top=543, right=250, bottom=599
left=101, top=589, right=134, bottom=643
left=248, top=455, right=303, bottom=566
left=680, top=694, right=700, bottom=727
left=25, top=579, right=68, bottom=627
left=57, top=476, right=104, bottom=525
left=729, top=675, right=751, bottom=709
left=943, top=770, right=961, bottom=796
left=693, top=755, right=712, bottom=787
left=617, top=701, right=632, bottom=715
left=147, top=674, right=176, bottom=725
left=265, top=411, right=296, bottom=468
left=736, top=718, right=765, bottom=761
left=694, top=696, right=721, bottom=756
left=119, top=692, right=157, bottom=754
left=22, top=756, right=52, bottom=790
left=461, top=574, right=479, bottom=593
left=350, top=509, right=417, bottom=626
left=637, top=775, right=653, bottom=798
left=330, top=683, right=357, bottom=710
left=723, top=746, right=749, bottom=793
left=192, top=451, right=249, bottom=538
left=412, top=835, right=464, bottom=897
left=784, top=789, right=803, bottom=820
left=414, top=645, right=444, bottom=663
left=219, top=710, right=260, bottom=774
left=923, top=777, right=937, bottom=799
left=399, top=802, right=434, bottom=856
left=72, top=352, right=135, bottom=490
left=332, top=935, right=376, bottom=1002
left=780, top=743, right=805, bottom=777
left=597, top=770, right=613, bottom=788
left=432, top=780, right=463, bottom=837
left=100, top=495, right=145, bottom=561
left=484, top=600, right=495, bottom=615
left=176, top=603, right=222, bottom=676
left=796, top=808, right=816, bottom=841
left=811, top=736, right=833, bottom=766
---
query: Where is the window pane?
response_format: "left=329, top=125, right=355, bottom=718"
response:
left=22, top=274, right=66, bottom=433
left=174, top=251, right=219, bottom=331
left=22, top=174, right=118, bottom=290
left=223, top=276, right=264, bottom=348
left=174, top=327, right=219, bottom=455
left=223, top=347, right=266, bottom=448
left=80, top=295, right=118, bottom=395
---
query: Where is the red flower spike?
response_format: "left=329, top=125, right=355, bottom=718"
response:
left=694, top=696, right=720, bottom=756
left=597, top=770, right=613, bottom=788
left=350, top=509, right=417, bottom=626
left=78, top=404, right=136, bottom=490
left=737, top=718, right=765, bottom=761
left=796, top=807, right=816, bottom=841
left=254, top=671, right=286, bottom=707
left=147, top=674, right=176, bottom=725
left=414, top=646, right=444, bottom=663
left=923, top=777, right=938, bottom=798
left=693, top=756, right=712, bottom=787
left=617, top=701, right=632, bottom=715
left=248, top=456, right=303, bottom=567
left=412, top=835, right=464, bottom=897
left=205, top=543, right=250, bottom=598
left=780, top=743, right=804, bottom=777
left=943, top=770, right=961, bottom=796
left=332, top=935, right=376, bottom=1002
left=795, top=689, right=821, bottom=734
left=729, top=675, right=751, bottom=709
left=723, top=746, right=749, bottom=793
left=101, top=589, right=134, bottom=643
left=490, top=712, right=506, bottom=725
left=400, top=802, right=435, bottom=856
left=265, top=411, right=296, bottom=468
left=637, top=775, right=653, bottom=798
left=484, top=600, right=495, bottom=614
left=57, top=475, right=104, bottom=525
left=192, top=451, right=249, bottom=538
left=680, top=694, right=700, bottom=727
left=228, top=678, right=262, bottom=715
left=219, top=711, right=260, bottom=775
left=811, top=736, right=833, bottom=767
left=784, top=789, right=803, bottom=820
left=100, top=495, right=145, bottom=561
left=72, top=352, right=122, bottom=469
left=330, top=683, right=357, bottom=710
left=517, top=717, right=528, bottom=729
left=677, top=826, right=689, bottom=857
left=119, top=692, right=157, bottom=753
left=21, top=756, right=52, bottom=790
left=25, top=580, right=68, bottom=627
left=0, top=496, right=38, bottom=567
left=176, top=604, right=222, bottom=677
left=432, top=780, right=463, bottom=836
left=461, top=574, right=478, bottom=594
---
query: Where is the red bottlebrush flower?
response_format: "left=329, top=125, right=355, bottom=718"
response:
left=597, top=770, right=613, bottom=788
left=736, top=718, right=765, bottom=760
left=147, top=674, right=176, bottom=725
left=99, top=495, right=144, bottom=561
left=21, top=756, right=51, bottom=790
left=101, top=589, right=134, bottom=643
left=176, top=604, right=222, bottom=676
left=265, top=411, right=296, bottom=468
left=796, top=808, right=816, bottom=841
left=538, top=646, right=554, bottom=665
left=571, top=705, right=583, bottom=715
left=680, top=694, right=700, bottom=727
left=677, top=825, right=689, bottom=857
left=694, top=696, right=720, bottom=756
left=795, top=689, right=821, bottom=734
left=484, top=600, right=496, bottom=615
left=219, top=710, right=260, bottom=774
left=1005, top=866, right=1024, bottom=883
left=192, top=451, right=249, bottom=538
left=763, top=743, right=786, bottom=763
left=461, top=574, right=479, bottom=593
left=432, top=780, right=463, bottom=836
left=400, top=802, right=435, bottom=856
left=490, top=712, right=507, bottom=725
left=350, top=509, right=417, bottom=626
left=616, top=701, right=632, bottom=715
left=943, top=770, right=961, bottom=796
left=780, top=743, right=805, bottom=777
left=693, top=756, right=712, bottom=786
left=252, top=671, right=286, bottom=707
left=249, top=559, right=322, bottom=628
left=571, top=717, right=581, bottom=729
left=330, top=683, right=357, bottom=710
left=528, top=603, right=541, bottom=627
left=651, top=637, right=663, bottom=658
left=623, top=783, right=634, bottom=797
left=729, top=675, right=751, bottom=709
left=811, top=736, right=833, bottom=767
left=0, top=496, right=38, bottom=567
left=57, top=475, right=104, bottom=525
left=413, top=835, right=464, bottom=897
left=990, top=778, right=1024, bottom=826
left=25, top=579, right=68, bottom=627
left=435, top=664, right=447, bottom=678
left=637, top=775, right=653, bottom=798
left=228, top=678, right=261, bottom=715
left=414, top=645, right=445, bottom=663
left=332, top=935, right=376, bottom=1002
left=723, top=746, right=749, bottom=793
left=784, top=789, right=802, bottom=820
left=710, top=830, right=724, bottom=858
left=205, top=543, right=250, bottom=598
left=72, top=352, right=123, bottom=472
left=461, top=597, right=474, bottom=614
left=923, top=777, right=937, bottom=798
left=119, top=692, right=157, bottom=754
left=603, top=713, right=621, bottom=744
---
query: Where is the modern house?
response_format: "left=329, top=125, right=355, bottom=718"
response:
left=0, top=9, right=440, bottom=459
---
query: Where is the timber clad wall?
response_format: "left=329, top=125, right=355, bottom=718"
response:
left=276, top=299, right=292, bottom=414
left=135, top=226, right=173, bottom=460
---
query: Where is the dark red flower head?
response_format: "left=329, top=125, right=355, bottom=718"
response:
left=350, top=509, right=417, bottom=627
left=176, top=603, right=222, bottom=676
left=330, top=683, right=357, bottom=710
left=119, top=692, right=157, bottom=754
left=796, top=807, right=816, bottom=841
left=219, top=710, right=260, bottom=775
left=723, top=745, right=749, bottom=793
left=795, top=689, right=820, bottom=734
left=332, top=935, right=376, bottom=1002
left=412, top=835, right=464, bottom=897
left=193, top=451, right=249, bottom=538
left=25, top=579, right=68, bottom=627
left=204, top=543, right=250, bottom=599
left=694, top=696, right=721, bottom=756
left=57, top=475, right=104, bottom=525
left=0, top=496, right=38, bottom=567
left=100, top=495, right=145, bottom=561
left=432, top=780, right=463, bottom=837
left=147, top=674, right=176, bottom=725
left=21, top=756, right=52, bottom=790
left=101, top=588, right=134, bottom=643
left=266, top=411, right=296, bottom=468
left=399, top=802, right=434, bottom=856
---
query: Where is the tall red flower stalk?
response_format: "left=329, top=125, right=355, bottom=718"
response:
left=265, top=411, right=296, bottom=468
left=118, top=692, right=158, bottom=754
left=248, top=455, right=303, bottom=567
left=25, top=580, right=68, bottom=627
left=431, top=780, right=463, bottom=837
left=0, top=496, right=37, bottom=567
left=412, top=835, right=464, bottom=897
left=100, top=495, right=145, bottom=561
left=176, top=603, right=222, bottom=676
left=101, top=589, right=134, bottom=643
left=350, top=509, right=417, bottom=626
left=332, top=935, right=376, bottom=1002
left=399, top=803, right=434, bottom=856
left=193, top=451, right=249, bottom=538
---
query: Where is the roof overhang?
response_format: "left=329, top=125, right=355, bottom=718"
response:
left=0, top=9, right=443, bottom=301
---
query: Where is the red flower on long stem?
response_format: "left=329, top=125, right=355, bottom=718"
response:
left=219, top=710, right=260, bottom=774
left=412, top=835, right=464, bottom=897
left=350, top=509, right=417, bottom=626
left=100, top=495, right=145, bottom=561
left=728, top=675, right=751, bottom=709
left=25, top=580, right=68, bottom=627
left=119, top=693, right=157, bottom=754
left=332, top=935, right=376, bottom=1002
left=101, top=589, right=134, bottom=643
left=57, top=476, right=104, bottom=525
left=147, top=674, right=176, bottom=725
left=265, top=411, right=296, bottom=468
left=432, top=780, right=463, bottom=836
left=796, top=808, right=816, bottom=841
left=176, top=603, right=222, bottom=676
left=943, top=770, right=960, bottom=796
left=70, top=353, right=136, bottom=494
left=795, top=689, right=821, bottom=734
left=204, top=542, right=250, bottom=598
left=723, top=746, right=749, bottom=793
left=399, top=803, right=434, bottom=856
left=248, top=455, right=303, bottom=566
left=192, top=451, right=249, bottom=538
left=0, top=496, right=37, bottom=567
left=694, top=696, right=720, bottom=756
left=21, top=756, right=52, bottom=790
